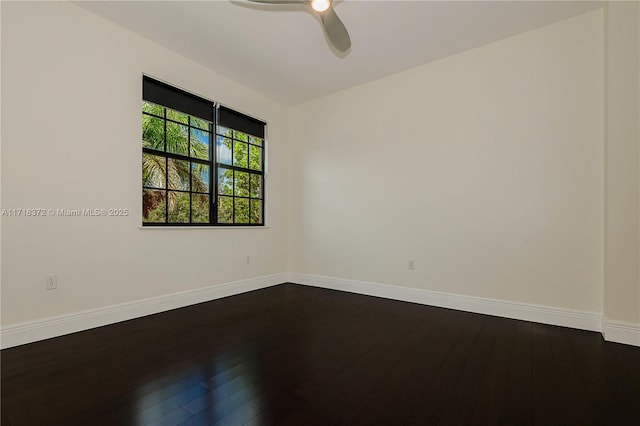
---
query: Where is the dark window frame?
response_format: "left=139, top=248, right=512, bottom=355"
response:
left=142, top=76, right=266, bottom=227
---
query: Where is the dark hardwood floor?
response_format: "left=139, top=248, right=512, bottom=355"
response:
left=2, top=283, right=639, bottom=425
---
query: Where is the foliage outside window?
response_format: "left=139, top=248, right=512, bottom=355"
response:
left=142, top=77, right=265, bottom=226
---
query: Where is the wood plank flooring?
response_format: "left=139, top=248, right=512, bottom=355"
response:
left=2, top=283, right=639, bottom=425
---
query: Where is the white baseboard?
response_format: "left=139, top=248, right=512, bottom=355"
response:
left=288, top=273, right=603, bottom=333
left=0, top=273, right=287, bottom=349
left=602, top=318, right=640, bottom=346
left=4, top=272, right=636, bottom=349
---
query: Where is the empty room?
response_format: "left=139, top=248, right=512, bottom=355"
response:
left=1, top=0, right=639, bottom=425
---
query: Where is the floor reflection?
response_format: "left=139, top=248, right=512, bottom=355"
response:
left=132, top=350, right=263, bottom=425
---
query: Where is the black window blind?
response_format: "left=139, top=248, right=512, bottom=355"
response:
left=143, top=76, right=213, bottom=122
left=218, top=105, right=266, bottom=138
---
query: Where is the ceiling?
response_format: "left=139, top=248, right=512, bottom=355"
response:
left=76, top=0, right=603, bottom=106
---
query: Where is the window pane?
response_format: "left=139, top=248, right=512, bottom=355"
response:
left=191, top=117, right=211, bottom=131
left=143, top=189, right=166, bottom=223
left=216, top=126, right=232, bottom=138
left=249, top=145, right=261, bottom=171
left=249, top=135, right=262, bottom=147
left=218, top=168, right=233, bottom=195
left=235, top=171, right=249, bottom=197
left=233, top=141, right=248, bottom=168
left=217, top=136, right=232, bottom=165
left=142, top=115, right=164, bottom=150
left=166, top=108, right=188, bottom=124
left=191, top=163, right=209, bottom=193
left=168, top=191, right=190, bottom=223
left=143, top=154, right=166, bottom=189
left=233, top=130, right=248, bottom=142
left=218, top=196, right=233, bottom=223
left=192, top=194, right=209, bottom=223
left=166, top=122, right=189, bottom=155
left=249, top=173, right=261, bottom=198
left=190, top=128, right=210, bottom=160
left=167, top=159, right=189, bottom=190
left=250, top=199, right=262, bottom=224
left=235, top=198, right=249, bottom=224
left=142, top=101, right=163, bottom=117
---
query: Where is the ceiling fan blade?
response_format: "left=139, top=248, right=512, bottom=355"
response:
left=320, top=6, right=351, bottom=52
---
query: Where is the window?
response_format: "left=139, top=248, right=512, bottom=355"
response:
left=142, top=76, right=265, bottom=226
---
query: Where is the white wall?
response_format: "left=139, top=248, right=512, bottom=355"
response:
left=1, top=2, right=288, bottom=325
left=604, top=1, right=640, bottom=326
left=289, top=10, right=605, bottom=313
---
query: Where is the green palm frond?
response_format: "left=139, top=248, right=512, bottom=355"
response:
left=143, top=154, right=166, bottom=188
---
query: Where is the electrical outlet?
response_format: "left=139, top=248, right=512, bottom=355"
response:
left=408, top=260, right=415, bottom=271
left=246, top=255, right=251, bottom=264
left=46, top=274, right=57, bottom=290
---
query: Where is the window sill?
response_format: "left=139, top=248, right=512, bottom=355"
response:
left=138, top=226, right=270, bottom=230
